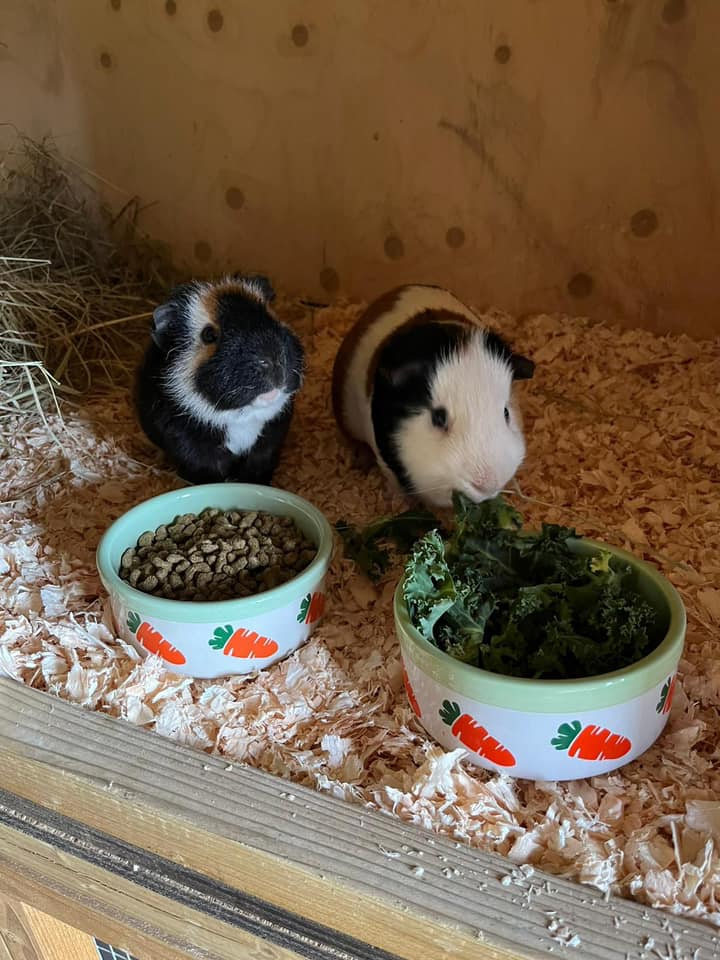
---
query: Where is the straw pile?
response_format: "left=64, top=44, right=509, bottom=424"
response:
left=0, top=134, right=168, bottom=445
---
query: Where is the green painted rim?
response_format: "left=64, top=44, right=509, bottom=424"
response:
left=394, top=538, right=686, bottom=713
left=96, top=483, right=334, bottom=624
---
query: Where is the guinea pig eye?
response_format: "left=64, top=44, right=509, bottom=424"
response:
left=504, top=405, right=510, bottom=424
left=431, top=406, right=448, bottom=430
left=200, top=325, right=218, bottom=345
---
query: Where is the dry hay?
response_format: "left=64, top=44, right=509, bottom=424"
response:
left=0, top=134, right=167, bottom=446
left=1, top=293, right=719, bottom=929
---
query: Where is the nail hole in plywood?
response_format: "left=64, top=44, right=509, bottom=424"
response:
left=319, top=267, right=339, bottom=293
left=630, top=208, right=659, bottom=237
left=291, top=24, right=309, bottom=47
left=165, top=0, right=177, bottom=14
left=494, top=44, right=511, bottom=64
left=446, top=226, right=465, bottom=249
left=567, top=272, right=594, bottom=298
left=384, top=235, right=404, bottom=260
left=100, top=51, right=113, bottom=69
left=207, top=9, right=224, bottom=32
left=194, top=241, right=212, bottom=262
left=662, top=0, right=686, bottom=23
left=225, top=187, right=245, bottom=210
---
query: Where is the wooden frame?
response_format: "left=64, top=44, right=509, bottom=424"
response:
left=0, top=677, right=716, bottom=960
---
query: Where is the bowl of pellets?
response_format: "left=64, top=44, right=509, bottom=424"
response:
left=97, top=483, right=334, bottom=678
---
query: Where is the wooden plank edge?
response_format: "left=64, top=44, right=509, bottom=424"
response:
left=0, top=818, right=299, bottom=960
left=0, top=781, right=510, bottom=960
left=0, top=788, right=409, bottom=960
left=1, top=678, right=718, bottom=960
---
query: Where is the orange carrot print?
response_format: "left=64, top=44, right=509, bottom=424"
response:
left=552, top=720, right=631, bottom=761
left=127, top=611, right=186, bottom=666
left=656, top=676, right=676, bottom=715
left=297, top=592, right=325, bottom=625
left=209, top=624, right=279, bottom=659
left=439, top=700, right=516, bottom=767
left=402, top=665, right=421, bottom=718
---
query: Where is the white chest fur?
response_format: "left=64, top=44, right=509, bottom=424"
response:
left=214, top=391, right=290, bottom=455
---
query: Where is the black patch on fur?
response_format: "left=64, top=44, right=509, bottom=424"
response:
left=370, top=320, right=469, bottom=494
left=135, top=285, right=304, bottom=485
left=195, top=291, right=302, bottom=411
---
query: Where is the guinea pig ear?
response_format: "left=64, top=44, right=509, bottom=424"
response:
left=510, top=353, right=535, bottom=381
left=485, top=331, right=535, bottom=381
left=150, top=302, right=176, bottom=350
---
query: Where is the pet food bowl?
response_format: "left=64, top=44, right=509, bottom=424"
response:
left=97, top=483, right=334, bottom=679
left=395, top=539, right=686, bottom=781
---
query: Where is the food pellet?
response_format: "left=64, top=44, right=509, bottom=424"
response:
left=119, top=507, right=317, bottom=602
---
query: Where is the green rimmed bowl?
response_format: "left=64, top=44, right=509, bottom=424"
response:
left=395, top=539, right=686, bottom=781
left=97, top=484, right=334, bottom=679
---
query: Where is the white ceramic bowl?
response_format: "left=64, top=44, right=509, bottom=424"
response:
left=97, top=483, right=334, bottom=679
left=396, top=539, right=686, bottom=781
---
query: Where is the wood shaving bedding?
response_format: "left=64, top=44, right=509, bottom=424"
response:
left=1, top=299, right=719, bottom=925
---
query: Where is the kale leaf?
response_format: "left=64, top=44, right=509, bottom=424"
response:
left=402, top=493, right=661, bottom=680
left=336, top=507, right=442, bottom=582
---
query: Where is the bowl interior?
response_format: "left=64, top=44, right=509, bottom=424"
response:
left=395, top=537, right=686, bottom=713
left=96, top=483, right=334, bottom=622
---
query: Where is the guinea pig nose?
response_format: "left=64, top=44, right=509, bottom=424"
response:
left=256, top=388, right=280, bottom=405
left=471, top=478, right=497, bottom=497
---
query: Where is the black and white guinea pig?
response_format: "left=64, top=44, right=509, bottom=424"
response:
left=135, top=274, right=304, bottom=485
left=331, top=284, right=535, bottom=507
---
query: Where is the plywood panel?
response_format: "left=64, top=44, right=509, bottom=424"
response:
left=0, top=897, right=98, bottom=960
left=1, top=0, right=719, bottom=335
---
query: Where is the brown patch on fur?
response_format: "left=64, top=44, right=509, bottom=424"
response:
left=331, top=285, right=406, bottom=436
left=191, top=341, right=218, bottom=370
left=190, top=287, right=221, bottom=369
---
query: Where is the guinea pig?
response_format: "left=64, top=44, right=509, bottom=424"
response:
left=331, top=284, right=534, bottom=508
left=135, top=273, right=304, bottom=485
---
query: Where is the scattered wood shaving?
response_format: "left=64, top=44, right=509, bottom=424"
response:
left=545, top=912, right=582, bottom=948
left=1, top=298, right=719, bottom=927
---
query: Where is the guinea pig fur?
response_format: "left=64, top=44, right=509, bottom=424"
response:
left=135, top=274, right=304, bottom=485
left=331, top=284, right=535, bottom=508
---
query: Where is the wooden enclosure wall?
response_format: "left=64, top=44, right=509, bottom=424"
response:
left=2, top=0, right=719, bottom=336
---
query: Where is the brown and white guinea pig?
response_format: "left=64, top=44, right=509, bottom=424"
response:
left=331, top=284, right=535, bottom=507
left=135, top=274, right=304, bottom=485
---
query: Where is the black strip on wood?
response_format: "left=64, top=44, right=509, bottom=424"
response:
left=0, top=788, right=403, bottom=960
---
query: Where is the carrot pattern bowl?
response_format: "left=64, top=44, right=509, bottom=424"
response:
left=395, top=539, right=686, bottom=782
left=97, top=483, right=333, bottom=679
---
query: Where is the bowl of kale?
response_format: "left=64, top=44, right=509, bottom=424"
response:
left=391, top=494, right=686, bottom=781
